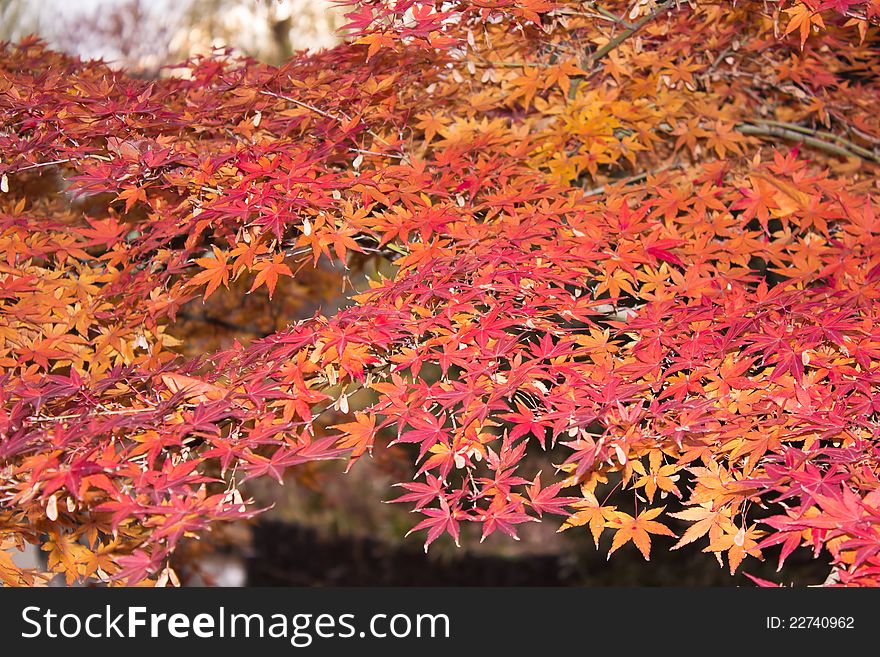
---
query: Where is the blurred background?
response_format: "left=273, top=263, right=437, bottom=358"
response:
left=0, top=0, right=343, bottom=73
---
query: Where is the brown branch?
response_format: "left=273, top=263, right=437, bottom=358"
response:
left=474, top=59, right=550, bottom=69
left=737, top=123, right=880, bottom=163
left=32, top=406, right=160, bottom=423
left=8, top=153, right=113, bottom=175
left=746, top=119, right=879, bottom=161
left=568, top=0, right=681, bottom=100
left=561, top=3, right=637, bottom=29
left=582, top=162, right=679, bottom=197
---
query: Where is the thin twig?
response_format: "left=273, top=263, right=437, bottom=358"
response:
left=13, top=158, right=73, bottom=172
left=565, top=7, right=637, bottom=30
left=32, top=406, right=159, bottom=423
left=8, top=153, right=113, bottom=175
left=582, top=162, right=679, bottom=197
left=259, top=89, right=403, bottom=157
left=591, top=5, right=638, bottom=30
left=349, top=148, right=405, bottom=159
left=568, top=0, right=680, bottom=100
left=260, top=89, right=342, bottom=122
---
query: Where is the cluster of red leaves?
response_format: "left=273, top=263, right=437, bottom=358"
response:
left=1, top=0, right=880, bottom=586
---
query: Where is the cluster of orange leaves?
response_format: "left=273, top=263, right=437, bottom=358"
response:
left=1, top=0, right=880, bottom=586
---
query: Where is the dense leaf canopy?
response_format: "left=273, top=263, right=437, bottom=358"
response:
left=1, top=0, right=880, bottom=586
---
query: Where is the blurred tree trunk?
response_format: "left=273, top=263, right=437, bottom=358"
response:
left=270, top=14, right=293, bottom=61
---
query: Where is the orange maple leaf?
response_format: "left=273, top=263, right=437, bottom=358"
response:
left=606, top=507, right=676, bottom=560
left=783, top=3, right=825, bottom=49
left=331, top=411, right=377, bottom=471
left=248, top=253, right=293, bottom=299
left=189, top=246, right=229, bottom=300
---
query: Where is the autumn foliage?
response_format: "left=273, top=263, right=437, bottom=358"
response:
left=1, top=0, right=880, bottom=587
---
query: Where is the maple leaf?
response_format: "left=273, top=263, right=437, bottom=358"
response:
left=478, top=495, right=537, bottom=542
left=631, top=451, right=681, bottom=503
left=388, top=474, right=445, bottom=510
left=558, top=490, right=616, bottom=548
left=393, top=412, right=451, bottom=461
left=406, top=494, right=467, bottom=552
left=506, top=67, right=543, bottom=109
left=743, top=573, right=783, bottom=588
left=527, top=472, right=579, bottom=517
left=704, top=121, right=744, bottom=158
left=160, top=372, right=227, bottom=402
left=113, top=549, right=160, bottom=585
left=42, top=530, right=90, bottom=585
left=606, top=507, right=676, bottom=560
left=668, top=503, right=727, bottom=550
left=705, top=522, right=764, bottom=574
left=0, top=547, right=39, bottom=586
left=76, top=216, right=126, bottom=248
left=248, top=253, right=293, bottom=299
left=117, top=185, right=148, bottom=212
left=81, top=540, right=121, bottom=580
left=331, top=411, right=378, bottom=471
left=229, top=238, right=270, bottom=276
left=501, top=401, right=550, bottom=447
left=414, top=112, right=449, bottom=144
left=189, top=246, right=230, bottom=300
left=543, top=60, right=587, bottom=93
left=783, top=3, right=825, bottom=48
left=354, top=32, right=395, bottom=61
left=240, top=436, right=345, bottom=483
left=202, top=438, right=243, bottom=475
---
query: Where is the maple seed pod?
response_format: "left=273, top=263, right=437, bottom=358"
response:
left=46, top=494, right=58, bottom=521
left=156, top=566, right=180, bottom=588
left=231, top=488, right=245, bottom=512
left=628, top=3, right=641, bottom=20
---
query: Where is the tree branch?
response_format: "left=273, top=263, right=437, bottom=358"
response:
left=737, top=122, right=880, bottom=163
left=582, top=162, right=679, bottom=196
left=568, top=0, right=681, bottom=100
